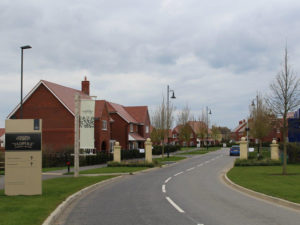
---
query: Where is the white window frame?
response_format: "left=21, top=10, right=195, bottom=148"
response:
left=130, top=124, right=133, bottom=132
left=145, top=125, right=149, bottom=134
left=102, top=120, right=107, bottom=130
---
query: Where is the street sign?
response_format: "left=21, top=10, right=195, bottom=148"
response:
left=5, top=119, right=42, bottom=196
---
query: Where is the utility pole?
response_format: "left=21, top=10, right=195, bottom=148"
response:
left=74, top=93, right=80, bottom=177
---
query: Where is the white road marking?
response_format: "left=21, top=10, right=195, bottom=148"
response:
left=174, top=171, right=183, bottom=176
left=197, top=163, right=203, bottom=167
left=166, top=196, right=185, bottom=213
left=162, top=184, right=166, bottom=193
left=211, top=158, right=215, bottom=161
left=186, top=167, right=195, bottom=172
left=165, top=177, right=172, bottom=183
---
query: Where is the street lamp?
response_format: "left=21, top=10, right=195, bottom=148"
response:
left=167, top=85, right=176, bottom=157
left=206, top=106, right=212, bottom=151
left=20, top=45, right=32, bottom=118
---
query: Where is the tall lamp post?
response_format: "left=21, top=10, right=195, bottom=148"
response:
left=20, top=45, right=32, bottom=119
left=206, top=106, right=212, bottom=151
left=167, top=85, right=176, bottom=157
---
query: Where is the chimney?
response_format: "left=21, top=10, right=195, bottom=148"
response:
left=239, top=120, right=242, bottom=125
left=81, top=76, right=90, bottom=95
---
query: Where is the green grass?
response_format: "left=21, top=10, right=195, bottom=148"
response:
left=0, top=175, right=116, bottom=225
left=178, top=147, right=221, bottom=155
left=154, top=156, right=186, bottom=163
left=179, top=147, right=197, bottom=151
left=80, top=166, right=148, bottom=174
left=227, top=165, right=300, bottom=203
left=42, top=166, right=72, bottom=172
left=0, top=171, right=4, bottom=175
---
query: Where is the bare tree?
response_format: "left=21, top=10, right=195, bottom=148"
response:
left=267, top=47, right=300, bottom=175
left=249, top=93, right=274, bottom=155
left=151, top=97, right=175, bottom=157
left=196, top=111, right=208, bottom=146
left=177, top=104, right=192, bottom=146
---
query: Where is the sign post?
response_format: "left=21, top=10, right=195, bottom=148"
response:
left=5, top=119, right=42, bottom=195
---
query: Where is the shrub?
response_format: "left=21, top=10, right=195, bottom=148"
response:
left=234, top=158, right=281, bottom=167
left=280, top=142, right=300, bottom=163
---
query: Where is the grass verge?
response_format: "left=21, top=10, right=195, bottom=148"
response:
left=178, top=147, right=221, bottom=155
left=80, top=166, right=149, bottom=174
left=227, top=165, right=300, bottom=204
left=154, top=156, right=186, bottom=163
left=0, top=175, right=116, bottom=225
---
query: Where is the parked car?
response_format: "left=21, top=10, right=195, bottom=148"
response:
left=229, top=145, right=240, bottom=156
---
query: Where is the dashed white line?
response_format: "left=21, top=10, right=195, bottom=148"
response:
left=174, top=171, right=183, bottom=176
left=165, top=177, right=172, bottom=183
left=197, top=163, right=203, bottom=167
left=186, top=167, right=195, bottom=172
left=162, top=184, right=166, bottom=193
left=166, top=196, right=185, bottom=213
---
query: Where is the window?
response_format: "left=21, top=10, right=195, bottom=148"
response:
left=145, top=125, right=149, bottom=133
left=173, top=134, right=177, bottom=138
left=102, top=120, right=107, bottom=130
left=130, top=124, right=133, bottom=132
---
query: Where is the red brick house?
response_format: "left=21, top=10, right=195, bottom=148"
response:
left=108, top=102, right=151, bottom=150
left=7, top=78, right=111, bottom=153
left=169, top=124, right=197, bottom=147
left=231, top=118, right=283, bottom=143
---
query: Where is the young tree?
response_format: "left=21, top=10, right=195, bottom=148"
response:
left=151, top=97, right=175, bottom=157
left=211, top=125, right=222, bottom=144
left=249, top=93, right=273, bottom=155
left=177, top=104, right=192, bottom=145
left=267, top=47, right=300, bottom=175
left=218, top=126, right=231, bottom=142
left=196, top=111, right=208, bottom=146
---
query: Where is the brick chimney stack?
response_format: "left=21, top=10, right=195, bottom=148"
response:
left=81, top=76, right=90, bottom=96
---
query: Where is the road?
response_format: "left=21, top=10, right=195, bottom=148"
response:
left=57, top=149, right=300, bottom=225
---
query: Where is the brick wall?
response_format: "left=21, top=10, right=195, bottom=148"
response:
left=12, top=84, right=75, bottom=152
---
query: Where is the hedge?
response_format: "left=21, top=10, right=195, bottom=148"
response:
left=152, top=145, right=181, bottom=155
left=234, top=158, right=281, bottom=167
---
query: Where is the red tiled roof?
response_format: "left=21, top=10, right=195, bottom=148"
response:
left=124, top=106, right=148, bottom=124
left=0, top=128, right=5, bottom=137
left=41, top=80, right=91, bottom=115
left=129, top=133, right=146, bottom=141
left=188, top=121, right=207, bottom=133
left=108, top=102, right=138, bottom=123
left=95, top=100, right=106, bottom=118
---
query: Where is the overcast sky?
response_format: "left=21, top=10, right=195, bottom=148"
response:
left=1, top=0, right=300, bottom=130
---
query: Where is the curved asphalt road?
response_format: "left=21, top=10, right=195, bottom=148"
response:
left=57, top=149, right=300, bottom=225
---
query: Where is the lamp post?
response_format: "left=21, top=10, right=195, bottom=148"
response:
left=167, top=85, right=176, bottom=157
left=20, top=45, right=32, bottom=119
left=206, top=106, right=212, bottom=151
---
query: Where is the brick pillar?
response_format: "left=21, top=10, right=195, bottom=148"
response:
left=239, top=137, right=248, bottom=160
left=113, top=142, right=121, bottom=163
left=271, top=140, right=279, bottom=160
left=145, top=138, right=152, bottom=163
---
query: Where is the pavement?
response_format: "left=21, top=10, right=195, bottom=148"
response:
left=55, top=148, right=300, bottom=225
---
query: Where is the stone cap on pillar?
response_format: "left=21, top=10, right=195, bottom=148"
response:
left=115, top=142, right=120, bottom=146
left=145, top=138, right=152, bottom=145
